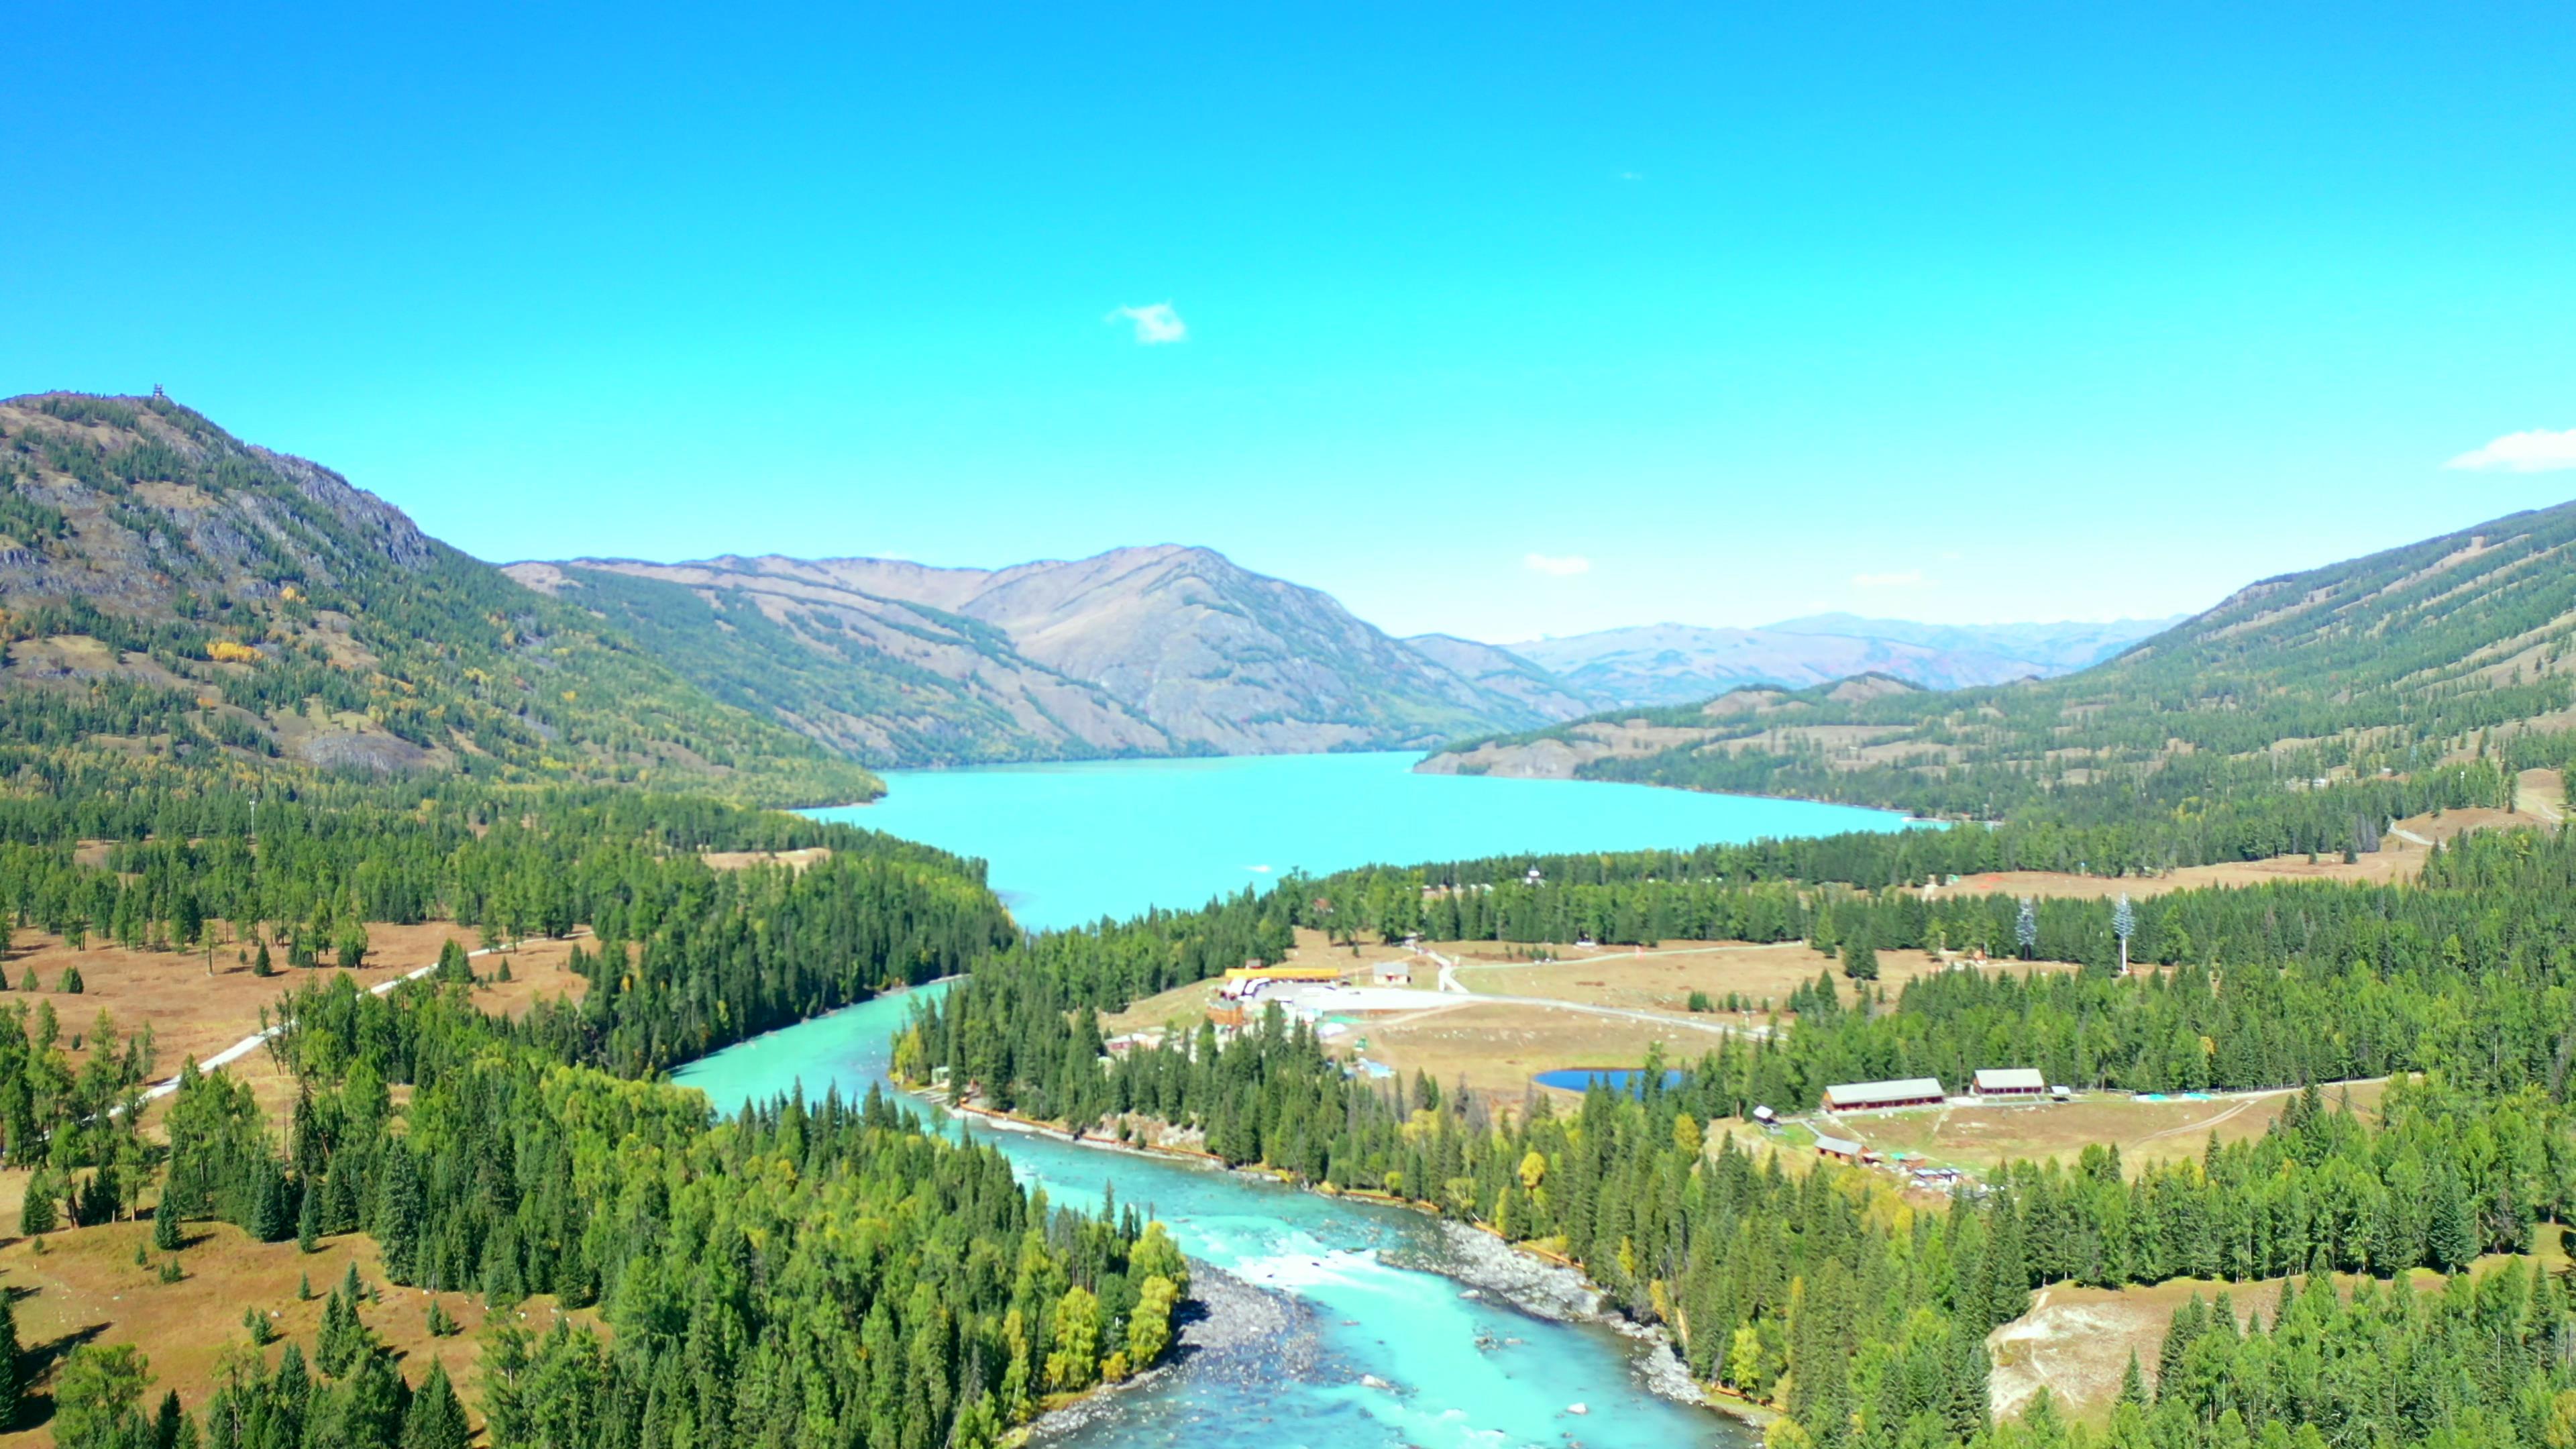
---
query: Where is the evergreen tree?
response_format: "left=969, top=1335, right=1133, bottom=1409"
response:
left=400, top=1360, right=470, bottom=1449
left=50, top=1344, right=148, bottom=1449
left=246, top=1158, right=290, bottom=1242
left=374, top=1144, right=421, bottom=1283
left=18, top=1171, right=55, bottom=1235
left=1840, top=937, right=1880, bottom=981
left=316, top=1283, right=364, bottom=1377
left=152, top=1389, right=183, bottom=1449
left=2428, top=1166, right=2480, bottom=1271
left=297, top=1175, right=322, bottom=1253
left=0, top=1291, right=21, bottom=1431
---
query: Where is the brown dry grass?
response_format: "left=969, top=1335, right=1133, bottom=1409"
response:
left=1988, top=1227, right=2570, bottom=1424
left=1334, top=1001, right=1723, bottom=1098
left=702, top=847, right=831, bottom=873
left=1935, top=782, right=2563, bottom=904
left=0, top=924, right=591, bottom=1129
left=0, top=1220, right=600, bottom=1444
left=1451, top=941, right=2078, bottom=1015
left=0, top=919, right=597, bottom=1444
left=3, top=924, right=452, bottom=1074
left=0, top=924, right=590, bottom=1071
left=1843, top=1079, right=2391, bottom=1175
left=1099, top=978, right=1224, bottom=1036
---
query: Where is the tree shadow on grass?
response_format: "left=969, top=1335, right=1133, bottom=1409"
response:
left=12, top=1320, right=110, bottom=1430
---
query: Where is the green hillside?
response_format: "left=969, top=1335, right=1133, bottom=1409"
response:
left=0, top=392, right=879, bottom=806
left=1430, top=500, right=2576, bottom=865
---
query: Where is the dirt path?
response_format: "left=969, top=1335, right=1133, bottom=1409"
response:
left=1367, top=990, right=1755, bottom=1039
left=136, top=935, right=574, bottom=1106
left=2127, top=1092, right=2265, bottom=1147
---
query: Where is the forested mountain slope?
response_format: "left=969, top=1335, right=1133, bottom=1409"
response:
left=1430, top=500, right=2576, bottom=863
left=0, top=393, right=876, bottom=806
left=532, top=547, right=1584, bottom=760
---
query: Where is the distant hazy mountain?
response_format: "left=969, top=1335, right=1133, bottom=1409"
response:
left=1507, top=614, right=2180, bottom=709
left=1401, top=633, right=1593, bottom=724
left=1426, top=498, right=2576, bottom=818
left=1762, top=612, right=2180, bottom=675
left=517, top=547, right=1580, bottom=763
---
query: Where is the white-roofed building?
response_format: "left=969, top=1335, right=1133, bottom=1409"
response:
left=1974, top=1068, right=2047, bottom=1098
left=1822, top=1077, right=1947, bottom=1112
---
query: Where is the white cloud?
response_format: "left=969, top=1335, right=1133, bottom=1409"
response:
left=1108, top=302, right=1187, bottom=345
left=1617, top=171, right=1645, bottom=182
left=1523, top=552, right=1592, bottom=578
left=1852, top=569, right=1927, bottom=588
left=2443, top=427, right=2576, bottom=473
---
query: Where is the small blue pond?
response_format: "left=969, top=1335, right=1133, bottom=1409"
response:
left=1532, top=1068, right=1688, bottom=1094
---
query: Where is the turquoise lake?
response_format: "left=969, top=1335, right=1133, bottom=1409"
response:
left=683, top=756, right=1906, bottom=1448
left=814, top=750, right=1913, bottom=930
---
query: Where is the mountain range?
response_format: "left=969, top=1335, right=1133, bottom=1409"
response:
left=502, top=549, right=1576, bottom=763
left=504, top=551, right=2176, bottom=765
left=1503, top=614, right=2176, bottom=708
left=0, top=390, right=2255, bottom=786
left=1426, top=500, right=2576, bottom=827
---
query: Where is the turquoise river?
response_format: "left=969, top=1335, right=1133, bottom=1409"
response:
left=680, top=753, right=1914, bottom=1449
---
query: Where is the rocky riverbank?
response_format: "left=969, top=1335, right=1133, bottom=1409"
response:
left=1422, top=1221, right=1713, bottom=1411
left=1022, top=1264, right=1316, bottom=1445
left=930, top=1087, right=1752, bottom=1428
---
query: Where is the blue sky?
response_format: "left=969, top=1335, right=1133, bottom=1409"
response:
left=8, top=3, right=2572, bottom=641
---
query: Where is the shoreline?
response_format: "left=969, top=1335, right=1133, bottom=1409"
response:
left=1409, top=750, right=1943, bottom=823
left=1012, top=1263, right=1301, bottom=1446
left=672, top=975, right=962, bottom=1062
left=929, top=1092, right=1768, bottom=1430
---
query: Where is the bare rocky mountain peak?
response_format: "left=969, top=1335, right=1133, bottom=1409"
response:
left=540, top=544, right=1582, bottom=761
